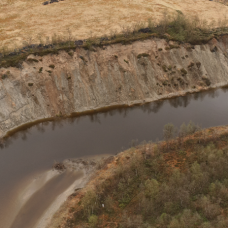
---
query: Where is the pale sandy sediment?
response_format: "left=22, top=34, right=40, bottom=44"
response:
left=5, top=170, right=60, bottom=228
left=34, top=157, right=101, bottom=228
left=34, top=172, right=87, bottom=228
left=9, top=156, right=108, bottom=228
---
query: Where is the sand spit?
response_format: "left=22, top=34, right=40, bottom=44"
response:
left=8, top=155, right=110, bottom=228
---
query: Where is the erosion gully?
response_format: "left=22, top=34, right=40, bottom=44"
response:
left=1, top=87, right=228, bottom=228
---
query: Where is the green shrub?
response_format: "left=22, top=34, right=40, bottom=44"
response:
left=162, top=65, right=168, bottom=72
left=137, top=53, right=150, bottom=58
left=1, top=74, right=7, bottom=79
left=38, top=67, right=43, bottom=73
left=81, top=190, right=97, bottom=217
left=196, top=62, right=201, bottom=68
left=168, top=65, right=172, bottom=71
left=104, top=195, right=115, bottom=213
left=49, top=64, right=55, bottom=69
left=79, top=56, right=87, bottom=62
left=67, top=51, right=74, bottom=57
left=84, top=39, right=94, bottom=51
left=169, top=44, right=180, bottom=49
left=162, top=80, right=168, bottom=86
left=163, top=123, right=175, bottom=141
left=176, top=10, right=183, bottom=15
left=88, top=215, right=98, bottom=227
left=1, top=71, right=10, bottom=79
left=144, top=179, right=159, bottom=199
left=27, top=58, right=39, bottom=63
left=202, top=77, right=211, bottom=86
left=180, top=68, right=187, bottom=75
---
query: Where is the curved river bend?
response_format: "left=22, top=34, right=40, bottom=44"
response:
left=1, top=87, right=228, bottom=228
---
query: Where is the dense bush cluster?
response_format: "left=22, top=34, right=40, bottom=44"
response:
left=65, top=124, right=228, bottom=228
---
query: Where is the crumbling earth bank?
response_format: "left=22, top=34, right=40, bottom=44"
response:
left=0, top=36, right=228, bottom=137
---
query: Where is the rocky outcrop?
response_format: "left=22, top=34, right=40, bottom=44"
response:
left=42, top=0, right=64, bottom=5
left=1, top=36, right=228, bottom=137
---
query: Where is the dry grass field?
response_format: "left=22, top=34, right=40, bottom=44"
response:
left=1, top=0, right=228, bottom=51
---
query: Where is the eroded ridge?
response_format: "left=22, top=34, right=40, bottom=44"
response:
left=1, top=36, right=228, bottom=137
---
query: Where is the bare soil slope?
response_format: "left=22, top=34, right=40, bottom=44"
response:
left=1, top=0, right=228, bottom=50
left=1, top=36, right=228, bottom=138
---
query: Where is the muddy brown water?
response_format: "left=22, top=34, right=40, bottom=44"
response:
left=1, top=88, right=228, bottom=228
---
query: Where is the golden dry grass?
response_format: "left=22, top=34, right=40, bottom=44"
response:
left=1, top=0, right=228, bottom=50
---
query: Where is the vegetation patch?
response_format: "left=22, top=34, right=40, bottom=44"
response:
left=49, top=64, right=55, bottom=69
left=188, top=62, right=194, bottom=68
left=137, top=53, right=150, bottom=59
left=79, top=56, right=87, bottom=62
left=196, top=62, right=202, bottom=69
left=176, top=10, right=184, bottom=15
left=162, top=80, right=169, bottom=86
left=62, top=122, right=228, bottom=228
left=202, top=76, right=211, bottom=86
left=1, top=71, right=10, bottom=79
left=67, top=50, right=74, bottom=57
left=162, top=65, right=168, bottom=72
left=38, top=67, right=43, bottom=73
left=180, top=68, right=187, bottom=75
left=68, top=52, right=74, bottom=57
left=1, top=74, right=7, bottom=80
left=168, top=65, right=172, bottom=71
left=27, top=58, right=39, bottom=63
left=169, top=44, right=180, bottom=49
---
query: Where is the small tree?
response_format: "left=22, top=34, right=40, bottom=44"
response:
left=104, top=195, right=114, bottom=213
left=163, top=123, right=175, bottom=141
left=163, top=123, right=175, bottom=150
left=187, top=121, right=200, bottom=135
left=179, top=122, right=188, bottom=138
left=88, top=214, right=98, bottom=227
left=144, top=179, right=159, bottom=199
left=81, top=189, right=97, bottom=218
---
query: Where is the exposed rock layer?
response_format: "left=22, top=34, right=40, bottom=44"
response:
left=1, top=36, right=228, bottom=137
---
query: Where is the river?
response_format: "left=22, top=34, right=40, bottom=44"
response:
left=1, top=87, right=228, bottom=228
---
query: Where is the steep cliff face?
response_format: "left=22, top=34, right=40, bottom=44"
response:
left=1, top=36, right=228, bottom=137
